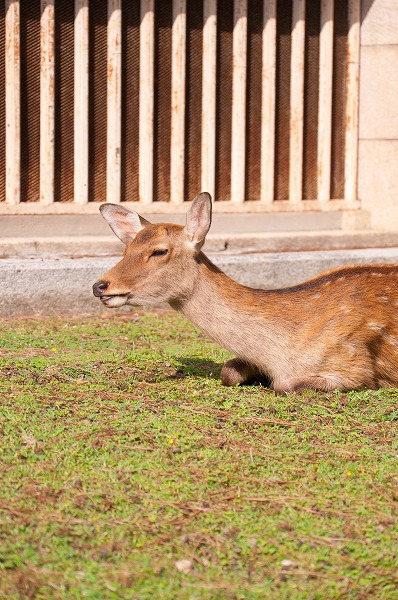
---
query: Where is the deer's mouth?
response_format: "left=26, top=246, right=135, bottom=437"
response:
left=100, top=294, right=128, bottom=308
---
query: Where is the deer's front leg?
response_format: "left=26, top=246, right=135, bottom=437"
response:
left=221, top=358, right=264, bottom=386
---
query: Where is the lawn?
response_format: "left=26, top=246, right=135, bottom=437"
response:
left=0, top=310, right=397, bottom=599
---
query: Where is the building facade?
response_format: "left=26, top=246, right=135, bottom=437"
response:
left=0, top=0, right=397, bottom=235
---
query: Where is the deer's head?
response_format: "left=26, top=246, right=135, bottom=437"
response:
left=92, top=192, right=212, bottom=308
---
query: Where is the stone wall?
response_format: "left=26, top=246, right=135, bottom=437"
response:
left=358, top=0, right=398, bottom=230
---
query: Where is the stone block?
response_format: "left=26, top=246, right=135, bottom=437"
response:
left=361, top=0, right=398, bottom=46
left=358, top=139, right=398, bottom=229
left=359, top=45, right=398, bottom=140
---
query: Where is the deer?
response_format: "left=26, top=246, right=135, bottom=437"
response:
left=93, top=192, right=398, bottom=394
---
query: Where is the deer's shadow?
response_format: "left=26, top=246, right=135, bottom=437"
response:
left=171, top=356, right=271, bottom=387
left=170, top=356, right=222, bottom=380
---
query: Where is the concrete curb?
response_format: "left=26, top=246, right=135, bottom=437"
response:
left=1, top=230, right=398, bottom=258
left=2, top=247, right=398, bottom=317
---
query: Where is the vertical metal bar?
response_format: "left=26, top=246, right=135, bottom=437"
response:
left=40, top=0, right=55, bottom=204
left=74, top=0, right=89, bottom=205
left=201, top=0, right=217, bottom=200
left=5, top=0, right=20, bottom=205
left=260, top=0, right=276, bottom=204
left=317, top=0, right=334, bottom=203
left=289, top=0, right=305, bottom=204
left=230, top=0, right=247, bottom=203
left=170, top=0, right=186, bottom=205
left=139, top=0, right=154, bottom=205
left=345, top=0, right=360, bottom=203
left=107, top=0, right=122, bottom=203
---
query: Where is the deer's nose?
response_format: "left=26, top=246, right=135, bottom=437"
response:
left=93, top=280, right=110, bottom=297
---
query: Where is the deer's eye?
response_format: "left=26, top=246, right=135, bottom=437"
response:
left=150, top=249, right=168, bottom=258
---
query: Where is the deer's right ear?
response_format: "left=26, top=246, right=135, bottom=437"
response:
left=184, top=192, right=212, bottom=250
left=99, top=204, right=151, bottom=244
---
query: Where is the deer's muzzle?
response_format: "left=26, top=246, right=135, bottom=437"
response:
left=93, top=280, right=110, bottom=297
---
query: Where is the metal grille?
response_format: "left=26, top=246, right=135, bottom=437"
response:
left=0, top=0, right=360, bottom=213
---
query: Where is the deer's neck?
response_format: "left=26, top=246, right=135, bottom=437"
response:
left=170, top=252, right=290, bottom=374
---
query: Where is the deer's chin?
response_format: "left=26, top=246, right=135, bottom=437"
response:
left=101, top=295, right=128, bottom=308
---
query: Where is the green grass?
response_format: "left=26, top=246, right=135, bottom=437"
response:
left=0, top=310, right=397, bottom=599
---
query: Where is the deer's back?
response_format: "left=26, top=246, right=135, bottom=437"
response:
left=245, top=264, right=398, bottom=389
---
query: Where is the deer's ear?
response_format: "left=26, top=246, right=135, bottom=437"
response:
left=99, top=204, right=151, bottom=244
left=184, top=192, right=212, bottom=250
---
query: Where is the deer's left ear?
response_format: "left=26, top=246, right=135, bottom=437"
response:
left=99, top=203, right=151, bottom=244
left=184, top=192, right=212, bottom=251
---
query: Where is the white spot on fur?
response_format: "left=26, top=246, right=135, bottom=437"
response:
left=385, top=334, right=398, bottom=346
left=368, top=322, right=385, bottom=332
left=345, top=343, right=357, bottom=357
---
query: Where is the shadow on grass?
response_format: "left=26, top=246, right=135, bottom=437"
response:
left=171, top=356, right=272, bottom=387
left=171, top=356, right=222, bottom=380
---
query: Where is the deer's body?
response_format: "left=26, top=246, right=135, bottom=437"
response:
left=93, top=193, right=398, bottom=393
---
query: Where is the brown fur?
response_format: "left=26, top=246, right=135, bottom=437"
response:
left=93, top=194, right=398, bottom=393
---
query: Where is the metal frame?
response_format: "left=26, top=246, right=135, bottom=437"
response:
left=1, top=0, right=361, bottom=214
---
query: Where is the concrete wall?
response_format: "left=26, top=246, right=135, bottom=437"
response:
left=359, top=0, right=398, bottom=230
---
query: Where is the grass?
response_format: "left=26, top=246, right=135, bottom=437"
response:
left=0, top=309, right=397, bottom=599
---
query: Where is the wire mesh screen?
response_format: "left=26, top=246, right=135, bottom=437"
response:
left=121, top=0, right=140, bottom=203
left=275, top=0, right=292, bottom=201
left=88, top=0, right=107, bottom=203
left=153, top=0, right=172, bottom=202
left=0, top=2, right=5, bottom=203
left=215, top=0, right=233, bottom=202
left=184, top=1, right=203, bottom=202
left=20, top=1, right=40, bottom=202
left=331, top=0, right=348, bottom=200
left=54, top=0, right=74, bottom=203
left=245, top=0, right=263, bottom=202
left=303, top=0, right=320, bottom=200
